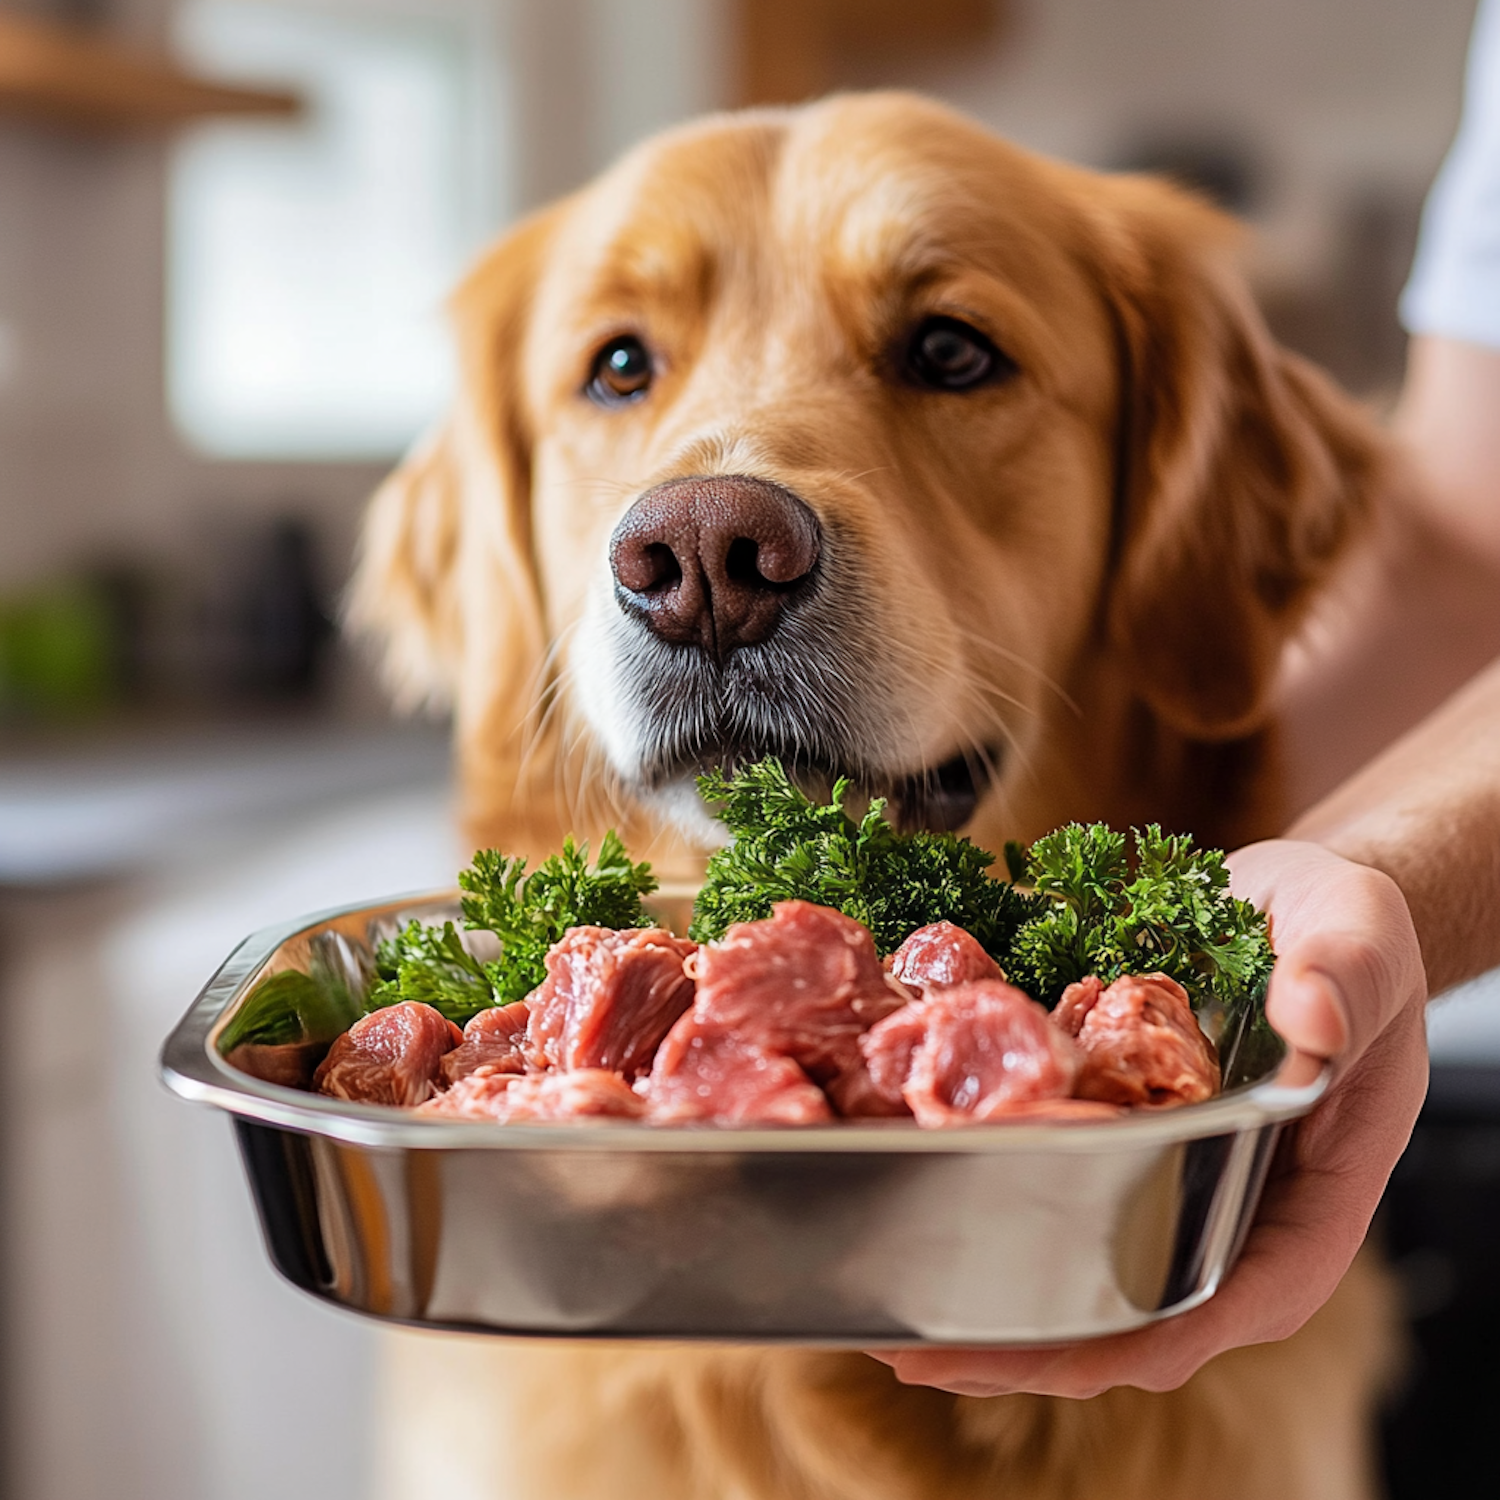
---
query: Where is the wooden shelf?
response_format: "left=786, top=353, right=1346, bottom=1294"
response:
left=736, top=0, right=1005, bottom=107
left=0, top=10, right=300, bottom=131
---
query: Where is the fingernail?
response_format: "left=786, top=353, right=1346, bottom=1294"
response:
left=1306, top=968, right=1351, bottom=1056
left=1277, top=1050, right=1324, bottom=1089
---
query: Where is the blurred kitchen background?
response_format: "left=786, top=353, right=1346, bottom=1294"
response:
left=0, top=1, right=1495, bottom=1497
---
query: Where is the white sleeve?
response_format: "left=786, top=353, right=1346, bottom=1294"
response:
left=1402, top=0, right=1500, bottom=348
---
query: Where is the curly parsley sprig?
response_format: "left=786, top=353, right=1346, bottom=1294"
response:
left=366, top=919, right=494, bottom=1023
left=688, top=758, right=1038, bottom=958
left=1006, top=822, right=1273, bottom=1011
left=366, top=831, right=657, bottom=1020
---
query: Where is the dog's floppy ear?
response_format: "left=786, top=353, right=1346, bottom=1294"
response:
left=346, top=415, right=467, bottom=709
left=347, top=209, right=559, bottom=839
left=1090, top=177, right=1387, bottom=740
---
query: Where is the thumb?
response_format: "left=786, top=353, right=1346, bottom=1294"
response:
left=1264, top=960, right=1349, bottom=1082
left=1229, top=840, right=1425, bottom=1076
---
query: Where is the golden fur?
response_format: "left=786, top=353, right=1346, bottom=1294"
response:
left=352, top=94, right=1398, bottom=1500
left=378, top=1256, right=1396, bottom=1500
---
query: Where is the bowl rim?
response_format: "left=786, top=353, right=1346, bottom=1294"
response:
left=160, top=890, right=1330, bottom=1155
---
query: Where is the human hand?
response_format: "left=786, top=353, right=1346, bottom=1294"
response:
left=869, top=839, right=1429, bottom=1398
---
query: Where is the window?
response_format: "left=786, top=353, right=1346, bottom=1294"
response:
left=168, top=1, right=511, bottom=460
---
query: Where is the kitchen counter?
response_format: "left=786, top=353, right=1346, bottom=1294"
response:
left=0, top=715, right=451, bottom=884
left=0, top=715, right=458, bottom=1500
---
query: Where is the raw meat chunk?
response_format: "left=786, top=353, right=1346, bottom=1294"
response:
left=686, top=901, right=910, bottom=1115
left=526, top=926, right=696, bottom=1077
left=1052, top=973, right=1219, bottom=1107
left=314, top=1002, right=462, bottom=1107
left=224, top=1040, right=324, bottom=1090
left=442, top=1001, right=531, bottom=1084
left=887, top=921, right=1003, bottom=990
left=421, top=1068, right=646, bottom=1122
left=418, top=1071, right=519, bottom=1119
left=862, top=980, right=1079, bottom=1127
left=828, top=1058, right=911, bottom=1119
left=694, top=902, right=909, bottom=1050
left=502, top=1070, right=647, bottom=1121
left=858, top=1003, right=928, bottom=1112
left=648, top=1023, right=833, bottom=1125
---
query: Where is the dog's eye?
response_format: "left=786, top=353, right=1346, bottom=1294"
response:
left=905, top=316, right=1013, bottom=391
left=588, top=335, right=654, bottom=405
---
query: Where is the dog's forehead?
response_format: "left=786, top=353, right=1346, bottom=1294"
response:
left=559, top=97, right=1092, bottom=308
left=557, top=117, right=780, bottom=306
left=774, top=98, right=1087, bottom=278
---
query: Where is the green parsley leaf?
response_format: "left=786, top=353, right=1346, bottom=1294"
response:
left=688, top=758, right=1038, bottom=958
left=220, top=963, right=362, bottom=1053
left=1006, top=822, right=1273, bottom=1012
left=365, top=831, right=659, bottom=1020
left=366, top=919, right=494, bottom=1023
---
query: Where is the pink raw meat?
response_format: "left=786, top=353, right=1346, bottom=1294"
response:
left=858, top=1003, right=928, bottom=1112
left=886, top=921, right=1003, bottom=989
left=420, top=1068, right=646, bottom=1122
left=648, top=1023, right=833, bottom=1124
left=313, top=1002, right=462, bottom=1107
left=442, top=1001, right=531, bottom=1084
left=685, top=901, right=910, bottom=1115
left=525, top=926, right=696, bottom=1077
left=1052, top=973, right=1219, bottom=1107
left=862, top=980, right=1079, bottom=1127
left=418, top=1070, right=519, bottom=1119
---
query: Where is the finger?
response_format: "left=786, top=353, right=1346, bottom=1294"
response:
left=1228, top=841, right=1425, bottom=1066
left=1262, top=964, right=1347, bottom=1086
left=1265, top=959, right=1350, bottom=1059
left=1226, top=843, right=1350, bottom=1065
left=1262, top=958, right=1347, bottom=1089
left=1267, top=907, right=1424, bottom=1070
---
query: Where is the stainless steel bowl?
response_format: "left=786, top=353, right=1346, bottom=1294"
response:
left=160, top=893, right=1326, bottom=1345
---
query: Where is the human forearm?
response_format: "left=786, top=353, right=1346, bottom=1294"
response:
left=1280, top=335, right=1500, bottom=814
left=1279, top=504, right=1500, bottom=814
left=1289, top=655, right=1500, bottom=995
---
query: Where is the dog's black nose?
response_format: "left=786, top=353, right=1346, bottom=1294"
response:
left=609, top=476, right=821, bottom=657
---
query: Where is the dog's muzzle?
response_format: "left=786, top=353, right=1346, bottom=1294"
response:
left=591, top=475, right=997, bottom=834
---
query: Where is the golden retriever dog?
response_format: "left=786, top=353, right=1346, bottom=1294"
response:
left=352, top=93, right=1398, bottom=1500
